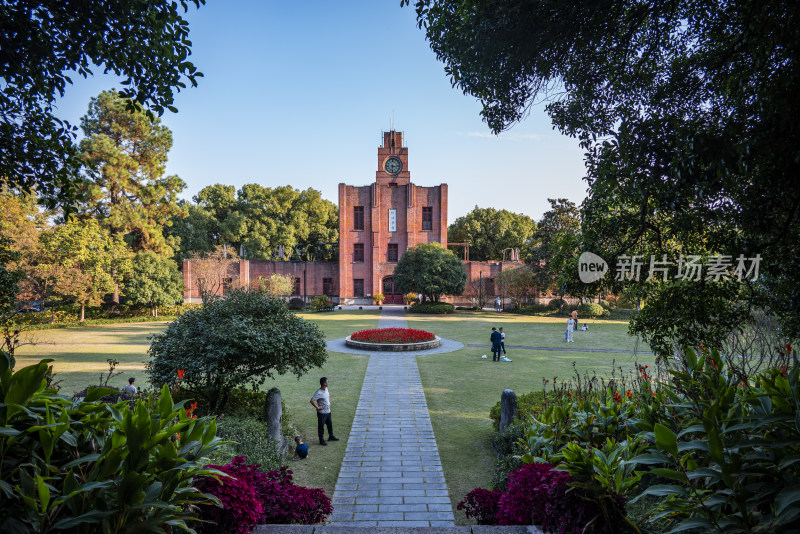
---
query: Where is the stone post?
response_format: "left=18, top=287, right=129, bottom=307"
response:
left=499, top=389, right=518, bottom=433
left=265, top=387, right=288, bottom=453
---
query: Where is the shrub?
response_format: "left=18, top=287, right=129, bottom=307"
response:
left=287, top=297, right=305, bottom=310
left=195, top=457, right=265, bottom=534
left=0, top=352, right=224, bottom=533
left=404, top=292, right=419, bottom=305
left=408, top=301, right=455, bottom=314
left=578, top=302, right=605, bottom=318
left=205, top=416, right=285, bottom=472
left=515, top=303, right=550, bottom=314
left=599, top=299, right=613, bottom=310
left=547, top=298, right=566, bottom=310
left=373, top=293, right=385, bottom=304
left=489, top=390, right=548, bottom=431
left=457, top=488, right=502, bottom=525
left=147, top=290, right=327, bottom=413
left=257, top=467, right=333, bottom=524
left=461, top=463, right=604, bottom=532
left=310, top=295, right=333, bottom=311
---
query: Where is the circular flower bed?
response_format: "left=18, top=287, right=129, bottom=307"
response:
left=350, top=328, right=435, bottom=344
left=345, top=328, right=440, bottom=351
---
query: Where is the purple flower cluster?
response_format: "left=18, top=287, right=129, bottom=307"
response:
left=195, top=456, right=332, bottom=531
left=458, top=463, right=603, bottom=533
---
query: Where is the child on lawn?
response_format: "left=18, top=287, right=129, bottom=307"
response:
left=293, top=436, right=309, bottom=460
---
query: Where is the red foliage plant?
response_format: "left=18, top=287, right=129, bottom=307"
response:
left=350, top=328, right=435, bottom=344
left=458, top=463, right=604, bottom=533
left=195, top=457, right=332, bottom=530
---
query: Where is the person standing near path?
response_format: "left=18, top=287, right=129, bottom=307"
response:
left=311, top=377, right=340, bottom=445
left=494, top=296, right=501, bottom=312
left=490, top=327, right=503, bottom=361
left=499, top=327, right=507, bottom=355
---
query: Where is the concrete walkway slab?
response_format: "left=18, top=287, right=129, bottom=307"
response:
left=330, top=308, right=456, bottom=526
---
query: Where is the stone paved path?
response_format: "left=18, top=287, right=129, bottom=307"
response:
left=329, top=308, right=456, bottom=527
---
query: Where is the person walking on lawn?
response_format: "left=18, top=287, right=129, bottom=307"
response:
left=311, top=377, right=340, bottom=445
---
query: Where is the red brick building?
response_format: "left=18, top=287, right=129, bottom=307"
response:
left=183, top=130, right=520, bottom=305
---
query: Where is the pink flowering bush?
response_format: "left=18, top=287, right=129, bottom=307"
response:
left=350, top=327, right=435, bottom=343
left=194, top=457, right=263, bottom=534
left=459, top=463, right=604, bottom=533
left=195, top=457, right=332, bottom=529
left=457, top=487, right=502, bottom=525
left=258, top=467, right=333, bottom=524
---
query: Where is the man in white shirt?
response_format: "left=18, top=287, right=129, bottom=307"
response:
left=310, top=377, right=339, bottom=445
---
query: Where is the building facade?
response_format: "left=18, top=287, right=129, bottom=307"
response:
left=183, top=130, right=519, bottom=305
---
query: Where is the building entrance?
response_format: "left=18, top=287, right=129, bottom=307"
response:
left=382, top=277, right=403, bottom=304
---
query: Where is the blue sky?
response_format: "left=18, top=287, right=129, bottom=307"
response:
left=54, top=0, right=587, bottom=222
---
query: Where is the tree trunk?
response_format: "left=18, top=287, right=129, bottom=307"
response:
left=80, top=303, right=85, bottom=322
left=112, top=269, right=119, bottom=305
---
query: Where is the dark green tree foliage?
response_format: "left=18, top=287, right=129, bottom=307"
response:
left=0, top=0, right=206, bottom=210
left=393, top=242, right=467, bottom=302
left=125, top=251, right=184, bottom=316
left=407, top=0, right=800, bottom=347
left=146, top=290, right=327, bottom=413
left=448, top=206, right=535, bottom=261
left=78, top=90, right=187, bottom=255
left=527, top=199, right=581, bottom=296
left=168, top=183, right=339, bottom=261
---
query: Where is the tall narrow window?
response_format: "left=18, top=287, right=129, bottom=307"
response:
left=353, top=206, right=364, bottom=230
left=292, top=277, right=301, bottom=295
left=322, top=278, right=333, bottom=296
left=422, top=207, right=433, bottom=230
left=387, top=243, right=399, bottom=262
left=353, top=279, right=364, bottom=297
left=353, top=243, right=364, bottom=262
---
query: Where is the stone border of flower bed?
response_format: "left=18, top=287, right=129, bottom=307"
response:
left=344, top=335, right=442, bottom=351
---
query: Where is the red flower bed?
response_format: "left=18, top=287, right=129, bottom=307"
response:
left=350, top=328, right=435, bottom=344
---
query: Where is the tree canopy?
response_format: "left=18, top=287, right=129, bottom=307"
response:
left=168, top=183, right=339, bottom=262
left=78, top=90, right=187, bottom=256
left=393, top=242, right=467, bottom=302
left=146, top=290, right=327, bottom=413
left=448, top=206, right=535, bottom=261
left=407, top=0, right=800, bottom=348
left=0, top=0, right=206, bottom=210
left=125, top=251, right=184, bottom=316
left=39, top=218, right=132, bottom=321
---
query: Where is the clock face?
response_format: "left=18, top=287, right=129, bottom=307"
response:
left=384, top=157, right=402, bottom=174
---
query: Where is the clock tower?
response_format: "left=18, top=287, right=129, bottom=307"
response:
left=338, top=129, right=448, bottom=304
left=376, top=130, right=410, bottom=185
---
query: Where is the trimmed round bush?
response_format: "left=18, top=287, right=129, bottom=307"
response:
left=547, top=298, right=566, bottom=310
left=408, top=301, right=455, bottom=314
left=578, top=302, right=605, bottom=318
left=288, top=297, right=304, bottom=310
left=599, top=299, right=613, bottom=310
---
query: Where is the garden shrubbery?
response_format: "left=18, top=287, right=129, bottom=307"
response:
left=194, top=457, right=332, bottom=532
left=408, top=301, right=455, bottom=314
left=14, top=302, right=200, bottom=328
left=0, top=352, right=224, bottom=533
left=547, top=298, right=566, bottom=310
left=471, top=349, right=800, bottom=533
left=310, top=295, right=334, bottom=311
left=577, top=301, right=605, bottom=318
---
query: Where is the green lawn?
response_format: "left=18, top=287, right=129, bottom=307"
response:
left=14, top=309, right=652, bottom=524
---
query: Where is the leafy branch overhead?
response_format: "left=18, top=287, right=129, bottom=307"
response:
left=0, top=0, right=206, bottom=209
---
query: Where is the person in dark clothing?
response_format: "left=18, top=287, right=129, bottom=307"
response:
left=490, top=327, right=503, bottom=361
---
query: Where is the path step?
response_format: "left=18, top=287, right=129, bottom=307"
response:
left=254, top=526, right=543, bottom=533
